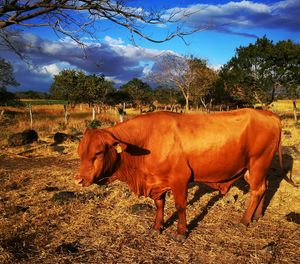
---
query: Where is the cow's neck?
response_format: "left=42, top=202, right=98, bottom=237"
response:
left=106, top=120, right=148, bottom=196
left=107, top=118, right=147, bottom=146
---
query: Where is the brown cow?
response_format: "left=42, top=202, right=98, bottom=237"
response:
left=75, top=109, right=282, bottom=239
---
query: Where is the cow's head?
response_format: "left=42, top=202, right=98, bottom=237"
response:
left=75, top=129, right=126, bottom=187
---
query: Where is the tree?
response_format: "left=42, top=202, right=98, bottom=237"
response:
left=120, top=78, right=152, bottom=109
left=0, top=0, right=198, bottom=54
left=15, top=90, right=51, bottom=99
left=219, top=37, right=300, bottom=106
left=0, top=57, right=20, bottom=105
left=149, top=54, right=190, bottom=112
left=105, top=90, right=131, bottom=106
left=153, top=86, right=181, bottom=109
left=189, top=58, right=217, bottom=110
left=272, top=40, right=300, bottom=103
left=149, top=54, right=215, bottom=112
left=84, top=74, right=115, bottom=106
left=0, top=57, right=19, bottom=91
left=50, top=69, right=86, bottom=106
left=50, top=69, right=116, bottom=107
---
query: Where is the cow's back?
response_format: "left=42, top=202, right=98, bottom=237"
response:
left=136, top=109, right=281, bottom=184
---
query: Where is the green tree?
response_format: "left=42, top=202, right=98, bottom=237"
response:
left=105, top=90, right=131, bottom=106
left=0, top=58, right=20, bottom=105
left=0, top=58, right=19, bottom=91
left=84, top=74, right=115, bottom=106
left=120, top=78, right=152, bottom=109
left=15, top=90, right=51, bottom=99
left=189, top=58, right=217, bottom=110
left=50, top=69, right=86, bottom=106
left=272, top=40, right=300, bottom=102
left=153, top=86, right=181, bottom=108
left=219, top=37, right=300, bottom=106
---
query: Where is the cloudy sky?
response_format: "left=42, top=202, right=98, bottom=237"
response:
left=2, top=0, right=300, bottom=92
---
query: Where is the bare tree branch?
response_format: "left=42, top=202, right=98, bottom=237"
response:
left=0, top=0, right=203, bottom=51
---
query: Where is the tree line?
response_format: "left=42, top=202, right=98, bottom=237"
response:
left=1, top=37, right=300, bottom=110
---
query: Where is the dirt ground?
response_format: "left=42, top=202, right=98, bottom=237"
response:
left=0, top=116, right=300, bottom=264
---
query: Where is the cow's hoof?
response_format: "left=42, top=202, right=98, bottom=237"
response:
left=149, top=227, right=161, bottom=237
left=240, top=218, right=250, bottom=226
left=252, top=214, right=263, bottom=221
left=171, top=233, right=187, bottom=243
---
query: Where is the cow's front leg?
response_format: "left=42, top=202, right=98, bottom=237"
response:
left=151, top=193, right=166, bottom=234
left=172, top=186, right=188, bottom=240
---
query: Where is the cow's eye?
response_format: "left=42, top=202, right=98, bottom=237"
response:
left=95, top=151, right=103, bottom=157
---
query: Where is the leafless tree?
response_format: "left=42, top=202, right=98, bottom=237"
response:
left=0, top=0, right=200, bottom=54
left=148, top=54, right=216, bottom=112
left=148, top=54, right=193, bottom=112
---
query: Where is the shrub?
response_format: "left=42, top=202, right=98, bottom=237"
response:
left=86, top=119, right=101, bottom=128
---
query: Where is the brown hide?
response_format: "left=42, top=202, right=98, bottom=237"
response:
left=75, top=108, right=282, bottom=236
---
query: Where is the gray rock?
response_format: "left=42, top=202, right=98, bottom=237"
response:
left=8, top=129, right=38, bottom=146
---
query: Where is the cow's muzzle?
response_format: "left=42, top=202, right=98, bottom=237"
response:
left=74, top=173, right=86, bottom=186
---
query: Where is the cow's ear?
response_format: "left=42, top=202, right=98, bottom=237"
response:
left=112, top=141, right=127, bottom=153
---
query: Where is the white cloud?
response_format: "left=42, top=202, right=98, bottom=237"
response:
left=164, top=0, right=300, bottom=37
left=209, top=64, right=223, bottom=71
left=41, top=64, right=61, bottom=76
left=104, top=36, right=124, bottom=45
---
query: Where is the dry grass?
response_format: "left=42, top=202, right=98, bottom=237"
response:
left=271, top=100, right=300, bottom=112
left=0, top=105, right=134, bottom=145
left=0, top=103, right=300, bottom=264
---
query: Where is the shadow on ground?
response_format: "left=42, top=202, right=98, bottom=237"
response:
left=164, top=152, right=295, bottom=235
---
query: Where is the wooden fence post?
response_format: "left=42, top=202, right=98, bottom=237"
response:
left=63, top=104, right=69, bottom=125
left=28, top=104, right=33, bottom=128
left=92, top=106, right=96, bottom=120
left=293, top=100, right=298, bottom=122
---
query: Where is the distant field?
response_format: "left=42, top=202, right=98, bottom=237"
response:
left=17, top=98, right=300, bottom=109
left=20, top=99, right=67, bottom=105
left=271, top=100, right=300, bottom=112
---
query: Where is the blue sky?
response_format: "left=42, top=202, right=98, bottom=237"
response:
left=2, top=0, right=300, bottom=92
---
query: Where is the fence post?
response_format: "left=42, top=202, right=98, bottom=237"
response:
left=28, top=104, right=33, bottom=128
left=293, top=100, right=298, bottom=122
left=63, top=104, right=69, bottom=125
left=92, top=106, right=96, bottom=120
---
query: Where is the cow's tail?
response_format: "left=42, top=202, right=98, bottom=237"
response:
left=278, top=138, right=298, bottom=188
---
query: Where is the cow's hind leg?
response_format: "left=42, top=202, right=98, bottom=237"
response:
left=241, top=161, right=268, bottom=226
left=151, top=193, right=166, bottom=234
left=253, top=191, right=266, bottom=221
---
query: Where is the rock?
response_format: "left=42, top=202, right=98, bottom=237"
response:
left=130, top=203, right=154, bottom=214
left=286, top=212, right=300, bottom=225
left=53, top=132, right=80, bottom=144
left=55, top=242, right=79, bottom=254
left=15, top=205, right=29, bottom=213
left=42, top=186, right=59, bottom=192
left=7, top=182, right=20, bottom=190
left=52, top=191, right=76, bottom=202
left=8, top=129, right=38, bottom=146
left=54, top=133, right=69, bottom=144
